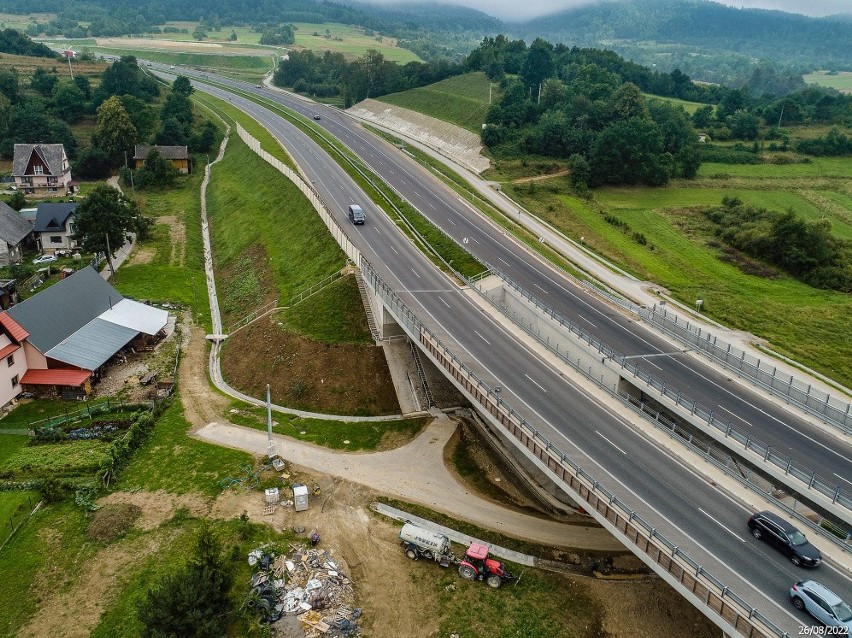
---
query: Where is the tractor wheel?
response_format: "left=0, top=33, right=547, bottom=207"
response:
left=405, top=548, right=418, bottom=560
left=486, top=574, right=502, bottom=588
left=458, top=565, right=477, bottom=580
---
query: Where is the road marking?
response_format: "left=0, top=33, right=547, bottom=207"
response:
left=835, top=473, right=852, bottom=487
left=595, top=430, right=626, bottom=455
left=473, top=330, right=491, bottom=345
left=498, top=257, right=511, bottom=266
left=448, top=218, right=456, bottom=226
left=390, top=246, right=399, bottom=255
left=643, top=358, right=663, bottom=371
left=438, top=296, right=450, bottom=308
left=524, top=374, right=547, bottom=393
left=413, top=191, right=420, bottom=197
left=374, top=227, right=381, bottom=235
left=715, top=405, right=754, bottom=428
left=533, top=283, right=548, bottom=294
left=411, top=268, right=421, bottom=279
left=577, top=314, right=597, bottom=328
left=699, top=508, right=746, bottom=542
left=471, top=237, right=479, bottom=244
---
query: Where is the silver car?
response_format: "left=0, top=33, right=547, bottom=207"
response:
left=790, top=580, right=852, bottom=633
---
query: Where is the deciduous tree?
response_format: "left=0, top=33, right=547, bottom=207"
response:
left=72, top=184, right=140, bottom=275
left=94, top=96, right=137, bottom=165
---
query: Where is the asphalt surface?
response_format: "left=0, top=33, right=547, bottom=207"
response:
left=150, top=66, right=851, bottom=634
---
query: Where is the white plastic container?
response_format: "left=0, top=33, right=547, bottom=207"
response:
left=293, top=485, right=309, bottom=511
left=264, top=488, right=280, bottom=505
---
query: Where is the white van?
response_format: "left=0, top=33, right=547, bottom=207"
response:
left=348, top=204, right=365, bottom=225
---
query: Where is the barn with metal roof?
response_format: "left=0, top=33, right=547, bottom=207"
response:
left=1, top=266, right=169, bottom=397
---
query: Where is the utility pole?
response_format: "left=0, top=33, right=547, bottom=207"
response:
left=105, top=232, right=115, bottom=280
left=266, top=384, right=277, bottom=459
left=488, top=83, right=492, bottom=105
left=537, top=82, right=541, bottom=105
left=777, top=104, right=784, bottom=128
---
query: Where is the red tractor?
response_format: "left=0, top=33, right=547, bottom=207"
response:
left=456, top=542, right=515, bottom=588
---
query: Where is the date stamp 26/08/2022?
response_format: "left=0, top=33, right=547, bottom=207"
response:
left=798, top=626, right=849, bottom=635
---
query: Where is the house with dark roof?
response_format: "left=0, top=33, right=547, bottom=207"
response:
left=34, top=202, right=77, bottom=255
left=0, top=202, right=33, bottom=266
left=133, top=144, right=190, bottom=174
left=0, top=266, right=169, bottom=402
left=12, top=144, right=74, bottom=197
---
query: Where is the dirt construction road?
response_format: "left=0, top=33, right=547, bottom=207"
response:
left=196, top=417, right=623, bottom=552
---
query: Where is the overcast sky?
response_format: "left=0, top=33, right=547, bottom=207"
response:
left=379, top=0, right=851, bottom=21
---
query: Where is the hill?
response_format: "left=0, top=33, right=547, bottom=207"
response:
left=512, top=0, right=851, bottom=83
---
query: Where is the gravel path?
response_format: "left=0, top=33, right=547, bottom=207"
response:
left=195, top=415, right=623, bottom=552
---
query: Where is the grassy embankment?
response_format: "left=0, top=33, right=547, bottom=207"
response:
left=378, top=71, right=495, bottom=134
left=371, top=71, right=852, bottom=388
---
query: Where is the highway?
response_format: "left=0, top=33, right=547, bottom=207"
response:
left=155, top=68, right=852, bottom=634
left=183, top=70, right=852, bottom=507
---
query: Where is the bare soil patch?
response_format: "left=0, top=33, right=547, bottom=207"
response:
left=125, top=244, right=155, bottom=266
left=98, top=489, right=209, bottom=530
left=158, top=215, right=186, bottom=266
left=221, top=316, right=400, bottom=416
left=513, top=169, right=570, bottom=184
left=180, top=321, right=229, bottom=431
left=86, top=503, right=142, bottom=541
left=210, top=468, right=715, bottom=638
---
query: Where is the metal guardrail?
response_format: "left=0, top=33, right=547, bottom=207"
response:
left=584, top=283, right=852, bottom=434
left=361, top=258, right=788, bottom=638
left=618, top=392, right=852, bottom=551
left=475, top=269, right=852, bottom=518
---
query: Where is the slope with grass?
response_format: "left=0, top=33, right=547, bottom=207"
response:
left=377, top=71, right=494, bottom=134
left=206, top=135, right=346, bottom=325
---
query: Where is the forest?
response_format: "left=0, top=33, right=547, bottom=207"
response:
left=515, top=0, right=852, bottom=82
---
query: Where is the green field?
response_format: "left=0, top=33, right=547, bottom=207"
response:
left=698, top=156, right=852, bottom=179
left=378, top=71, right=495, bottom=133
left=506, top=179, right=852, bottom=386
left=803, top=71, right=852, bottom=93
left=644, top=93, right=705, bottom=114
left=291, top=22, right=420, bottom=63
left=0, top=440, right=112, bottom=479
left=115, top=154, right=211, bottom=326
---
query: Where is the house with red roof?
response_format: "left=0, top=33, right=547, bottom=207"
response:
left=0, top=266, right=169, bottom=406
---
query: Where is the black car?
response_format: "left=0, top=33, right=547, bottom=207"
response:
left=313, top=114, right=321, bottom=120
left=747, top=511, right=821, bottom=567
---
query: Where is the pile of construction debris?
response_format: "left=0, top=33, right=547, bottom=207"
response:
left=245, top=543, right=362, bottom=637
